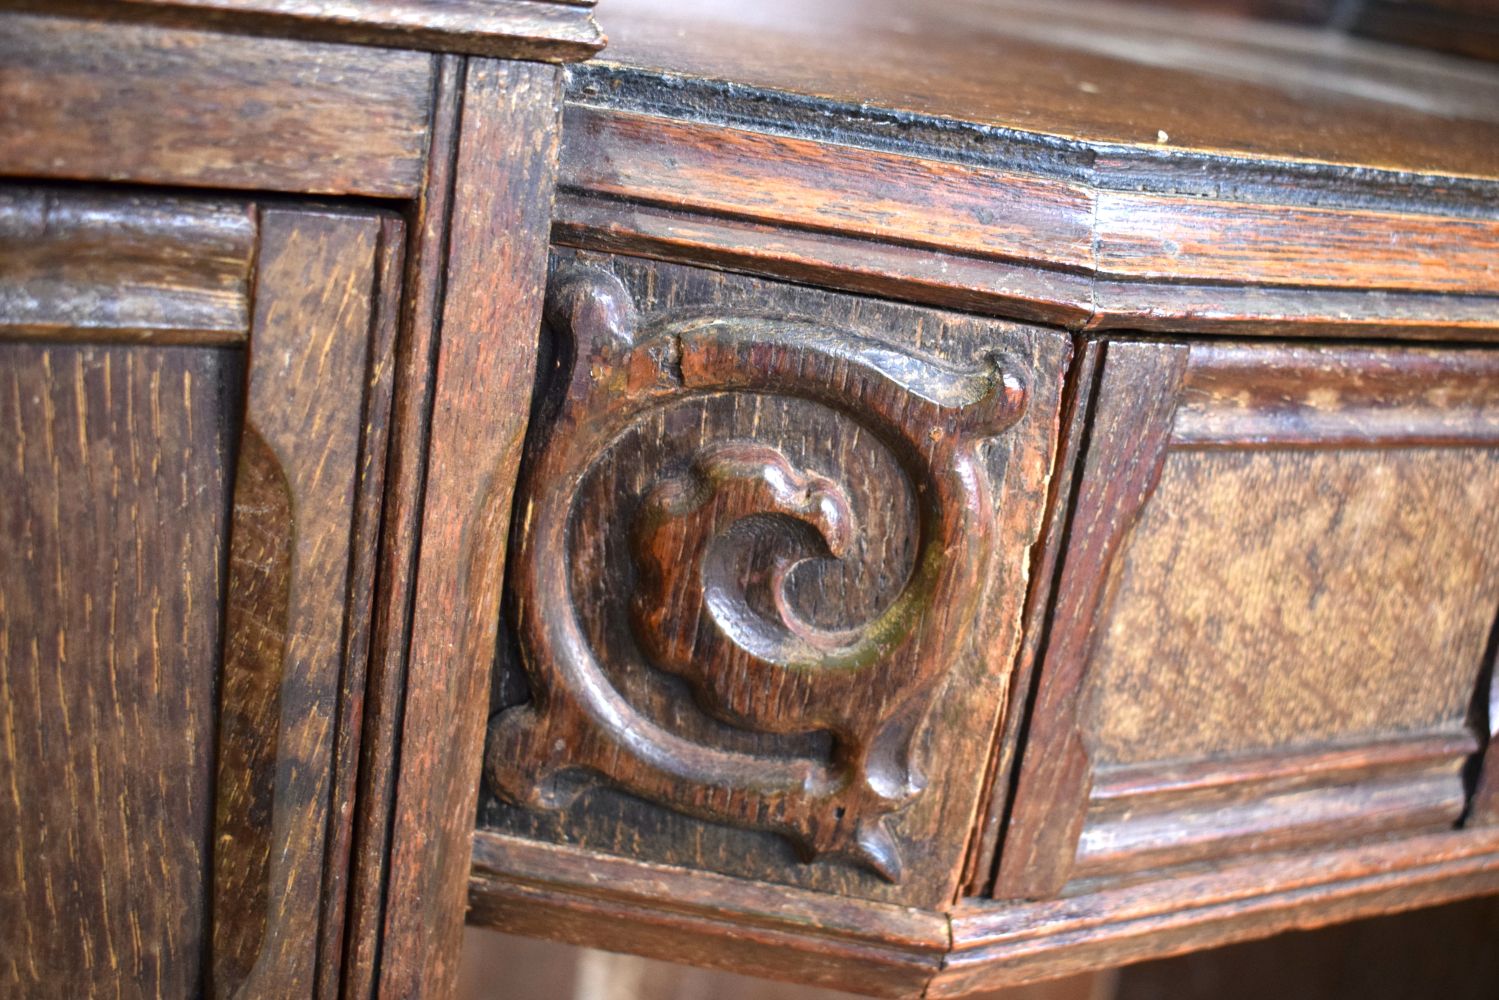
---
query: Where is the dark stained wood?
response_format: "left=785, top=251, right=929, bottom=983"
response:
left=467, top=831, right=949, bottom=999
left=377, top=58, right=564, bottom=1000
left=993, top=341, right=1499, bottom=902
left=314, top=216, right=404, bottom=1000
left=341, top=54, right=466, bottom=1000
left=479, top=251, right=1070, bottom=909
left=1473, top=613, right=1499, bottom=827
left=212, top=207, right=389, bottom=998
left=938, top=829, right=1499, bottom=997
left=0, top=186, right=254, bottom=346
left=0, top=13, right=434, bottom=197
left=964, top=339, right=1102, bottom=895
left=16, top=0, right=604, bottom=61
left=595, top=0, right=1499, bottom=176
left=0, top=342, right=240, bottom=999
left=993, top=341, right=1189, bottom=901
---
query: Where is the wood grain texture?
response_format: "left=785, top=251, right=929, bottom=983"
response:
left=596, top=0, right=1499, bottom=175
left=479, top=250, right=1069, bottom=909
left=313, top=216, right=404, bottom=1000
left=964, top=340, right=1103, bottom=896
left=1088, top=448, right=1499, bottom=765
left=555, top=3, right=1499, bottom=336
left=212, top=208, right=383, bottom=999
left=17, top=0, right=604, bottom=61
left=341, top=54, right=465, bottom=1000
left=0, top=186, right=255, bottom=346
left=1355, top=0, right=1499, bottom=63
left=993, top=342, right=1188, bottom=901
left=377, top=58, right=564, bottom=1000
left=0, top=342, right=240, bottom=999
left=939, top=828, right=1499, bottom=997
left=994, top=340, right=1499, bottom=902
left=467, top=831, right=948, bottom=999
left=0, top=13, right=434, bottom=197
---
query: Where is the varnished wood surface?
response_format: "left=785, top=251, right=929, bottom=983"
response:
left=595, top=0, right=1499, bottom=177
left=341, top=54, right=466, bottom=1000
left=377, top=58, right=564, bottom=1000
left=212, top=207, right=388, bottom=999
left=12, top=0, right=604, bottom=61
left=0, top=13, right=434, bottom=197
left=557, top=1, right=1499, bottom=335
left=0, top=187, right=255, bottom=345
left=0, top=342, right=240, bottom=998
left=939, top=828, right=1499, bottom=997
left=479, top=251, right=1069, bottom=909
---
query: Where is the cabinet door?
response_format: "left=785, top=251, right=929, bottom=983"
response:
left=476, top=251, right=1070, bottom=910
left=996, top=340, right=1499, bottom=900
left=0, top=186, right=401, bottom=998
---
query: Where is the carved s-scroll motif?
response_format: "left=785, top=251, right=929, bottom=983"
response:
left=485, top=263, right=1026, bottom=881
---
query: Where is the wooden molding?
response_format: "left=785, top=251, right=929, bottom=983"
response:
left=555, top=74, right=1499, bottom=337
left=0, top=13, right=435, bottom=198
left=0, top=0, right=604, bottom=61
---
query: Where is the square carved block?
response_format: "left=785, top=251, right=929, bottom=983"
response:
left=479, top=251, right=1071, bottom=908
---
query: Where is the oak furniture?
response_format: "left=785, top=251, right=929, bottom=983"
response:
left=3, top=1, right=1499, bottom=998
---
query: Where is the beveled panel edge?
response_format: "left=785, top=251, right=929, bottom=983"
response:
left=467, top=831, right=948, bottom=1000
left=556, top=95, right=1499, bottom=338
left=0, top=0, right=604, bottom=62
left=936, top=828, right=1499, bottom=997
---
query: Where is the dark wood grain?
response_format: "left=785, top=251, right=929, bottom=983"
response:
left=596, top=0, right=1499, bottom=177
left=1355, top=0, right=1499, bottom=63
left=996, top=340, right=1499, bottom=902
left=0, top=13, right=434, bottom=197
left=993, top=341, right=1188, bottom=901
left=313, top=216, right=404, bottom=1000
left=15, top=0, right=604, bottom=61
left=467, top=831, right=949, bottom=999
left=377, top=58, right=564, bottom=1000
left=0, top=341, right=240, bottom=999
left=0, top=186, right=254, bottom=345
left=939, top=829, right=1499, bottom=997
left=478, top=251, right=1069, bottom=909
left=341, top=54, right=465, bottom=1000
left=212, top=207, right=385, bottom=998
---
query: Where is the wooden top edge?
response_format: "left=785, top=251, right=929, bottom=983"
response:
left=4, top=0, right=606, bottom=61
left=583, top=0, right=1499, bottom=190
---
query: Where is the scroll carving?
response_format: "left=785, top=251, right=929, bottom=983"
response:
left=486, top=263, right=1027, bottom=880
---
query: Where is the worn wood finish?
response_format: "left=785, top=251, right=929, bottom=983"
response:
left=212, top=207, right=391, bottom=999
left=939, top=829, right=1499, bottom=997
left=556, top=0, right=1499, bottom=335
left=0, top=342, right=240, bottom=999
left=467, top=832, right=948, bottom=999
left=991, top=341, right=1499, bottom=902
left=0, top=186, right=254, bottom=346
left=342, top=53, right=465, bottom=1000
left=377, top=58, right=564, bottom=1000
left=15, top=0, right=604, bottom=61
left=963, top=340, right=1104, bottom=895
left=478, top=251, right=1069, bottom=909
left=313, top=217, right=404, bottom=1000
left=0, top=13, right=434, bottom=197
left=993, top=342, right=1188, bottom=901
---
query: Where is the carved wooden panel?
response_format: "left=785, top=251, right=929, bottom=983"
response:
left=481, top=251, right=1070, bottom=907
left=0, top=187, right=401, bottom=997
left=994, top=342, right=1499, bottom=901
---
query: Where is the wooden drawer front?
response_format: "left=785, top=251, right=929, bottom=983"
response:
left=478, top=251, right=1070, bottom=908
left=0, top=186, right=399, bottom=997
left=997, top=341, right=1499, bottom=900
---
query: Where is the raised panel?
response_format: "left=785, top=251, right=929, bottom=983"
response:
left=996, top=342, right=1499, bottom=900
left=479, top=250, right=1070, bottom=908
